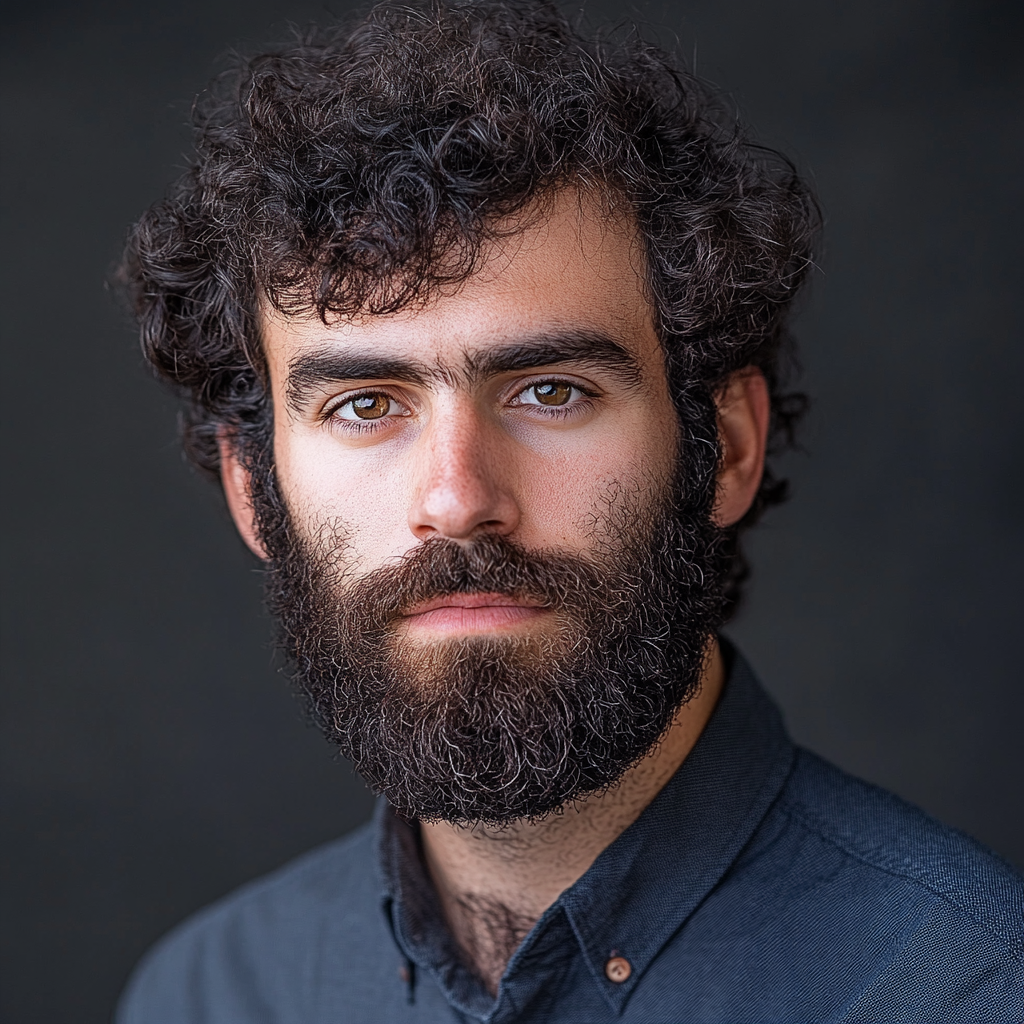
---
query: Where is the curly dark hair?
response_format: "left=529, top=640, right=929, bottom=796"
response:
left=120, top=0, right=818, bottom=612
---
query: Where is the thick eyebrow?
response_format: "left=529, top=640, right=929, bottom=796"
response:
left=285, top=329, right=645, bottom=413
left=464, top=331, right=645, bottom=390
left=286, top=354, right=439, bottom=413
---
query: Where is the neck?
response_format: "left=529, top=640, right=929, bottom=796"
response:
left=420, top=637, right=726, bottom=994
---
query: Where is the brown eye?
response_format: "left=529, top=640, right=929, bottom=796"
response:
left=532, top=382, right=572, bottom=406
left=349, top=394, right=390, bottom=419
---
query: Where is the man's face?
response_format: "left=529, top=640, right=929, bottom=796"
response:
left=245, top=190, right=729, bottom=824
left=263, top=190, right=680, bottom=601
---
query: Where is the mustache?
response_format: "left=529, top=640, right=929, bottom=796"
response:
left=323, top=532, right=612, bottom=630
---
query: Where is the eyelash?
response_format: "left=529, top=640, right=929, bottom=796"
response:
left=323, top=390, right=409, bottom=433
left=508, top=379, right=597, bottom=418
left=323, top=378, right=598, bottom=433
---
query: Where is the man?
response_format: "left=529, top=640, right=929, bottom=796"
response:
left=116, top=2, right=1023, bottom=1021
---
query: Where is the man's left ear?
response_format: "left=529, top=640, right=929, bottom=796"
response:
left=713, top=368, right=770, bottom=528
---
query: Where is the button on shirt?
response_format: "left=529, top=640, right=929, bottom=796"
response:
left=118, top=649, right=1024, bottom=1023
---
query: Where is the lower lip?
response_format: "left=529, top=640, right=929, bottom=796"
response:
left=401, top=605, right=548, bottom=635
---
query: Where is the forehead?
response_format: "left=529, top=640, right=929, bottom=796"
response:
left=260, top=189, right=659, bottom=372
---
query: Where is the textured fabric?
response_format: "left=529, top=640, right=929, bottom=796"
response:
left=117, top=650, right=1024, bottom=1023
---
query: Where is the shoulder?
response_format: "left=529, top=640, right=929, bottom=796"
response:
left=773, top=749, right=1024, bottom=1020
left=779, top=748, right=1023, bottom=953
left=117, top=822, right=384, bottom=1024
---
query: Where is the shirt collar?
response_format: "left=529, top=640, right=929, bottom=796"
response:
left=377, top=797, right=495, bottom=1017
left=555, top=644, right=795, bottom=1012
left=376, top=643, right=795, bottom=1017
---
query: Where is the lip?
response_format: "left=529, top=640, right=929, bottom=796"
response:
left=401, top=593, right=549, bottom=634
left=405, top=593, right=542, bottom=615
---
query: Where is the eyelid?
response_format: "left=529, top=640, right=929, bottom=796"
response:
left=322, top=385, right=413, bottom=419
left=506, top=374, right=600, bottom=404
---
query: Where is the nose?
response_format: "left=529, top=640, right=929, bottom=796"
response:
left=408, top=402, right=520, bottom=543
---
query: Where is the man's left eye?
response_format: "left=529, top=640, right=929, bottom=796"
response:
left=519, top=381, right=576, bottom=407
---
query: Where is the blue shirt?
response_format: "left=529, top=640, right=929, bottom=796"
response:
left=117, top=649, right=1024, bottom=1023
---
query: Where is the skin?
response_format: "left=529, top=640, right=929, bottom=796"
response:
left=221, top=189, right=770, bottom=992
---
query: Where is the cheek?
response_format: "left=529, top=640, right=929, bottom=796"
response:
left=273, top=429, right=417, bottom=569
left=513, top=419, right=676, bottom=550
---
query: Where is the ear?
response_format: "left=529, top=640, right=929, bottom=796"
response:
left=713, top=368, right=770, bottom=528
left=217, top=434, right=270, bottom=560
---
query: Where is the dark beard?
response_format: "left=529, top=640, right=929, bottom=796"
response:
left=254, top=463, right=727, bottom=826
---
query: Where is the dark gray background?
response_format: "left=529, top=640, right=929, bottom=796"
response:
left=2, top=1, right=1021, bottom=1021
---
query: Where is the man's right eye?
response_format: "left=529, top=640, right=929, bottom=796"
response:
left=333, top=393, right=407, bottom=422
